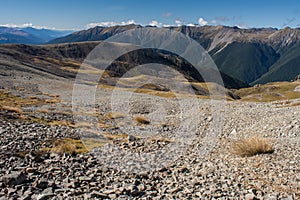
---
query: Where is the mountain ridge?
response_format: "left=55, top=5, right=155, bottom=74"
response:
left=0, top=42, right=247, bottom=90
left=48, top=24, right=300, bottom=85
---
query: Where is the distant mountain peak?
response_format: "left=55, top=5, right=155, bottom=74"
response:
left=0, top=27, right=73, bottom=44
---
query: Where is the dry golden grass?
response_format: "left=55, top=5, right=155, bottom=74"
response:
left=235, top=81, right=300, bottom=102
left=48, top=94, right=60, bottom=98
left=134, top=88, right=177, bottom=98
left=1, top=105, right=23, bottom=114
left=0, top=90, right=41, bottom=107
left=50, top=138, right=78, bottom=155
left=107, top=112, right=125, bottom=119
left=29, top=95, right=37, bottom=99
left=290, top=101, right=300, bottom=107
left=232, top=136, right=274, bottom=157
left=81, top=138, right=108, bottom=150
left=46, top=138, right=106, bottom=155
left=73, top=122, right=94, bottom=128
left=45, top=98, right=61, bottom=103
left=103, top=132, right=128, bottom=140
left=98, top=123, right=111, bottom=128
left=38, top=109, right=48, bottom=113
left=134, top=115, right=150, bottom=124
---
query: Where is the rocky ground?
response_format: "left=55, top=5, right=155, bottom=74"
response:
left=0, top=84, right=299, bottom=200
left=0, top=70, right=299, bottom=199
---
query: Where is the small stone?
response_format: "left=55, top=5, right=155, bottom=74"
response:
left=128, top=135, right=137, bottom=142
left=26, top=168, right=35, bottom=173
left=90, top=191, right=108, bottom=198
left=0, top=171, right=27, bottom=186
left=33, top=178, right=49, bottom=189
left=245, top=193, right=255, bottom=200
left=207, top=116, right=213, bottom=122
left=103, top=189, right=115, bottom=194
left=22, top=190, right=33, bottom=200
left=78, top=176, right=92, bottom=182
left=170, top=187, right=181, bottom=193
left=281, top=196, right=293, bottom=200
left=108, top=194, right=117, bottom=199
left=36, top=193, right=55, bottom=200
left=265, top=193, right=277, bottom=200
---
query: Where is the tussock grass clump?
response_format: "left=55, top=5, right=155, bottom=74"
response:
left=29, top=95, right=38, bottom=99
left=107, top=112, right=125, bottom=119
left=38, top=109, right=48, bottom=113
left=48, top=94, right=60, bottom=98
left=1, top=105, right=23, bottom=114
left=44, top=138, right=107, bottom=155
left=50, top=138, right=88, bottom=155
left=289, top=101, right=300, bottom=107
left=134, top=115, right=150, bottom=124
left=232, top=136, right=274, bottom=157
left=45, top=98, right=61, bottom=104
left=103, top=133, right=128, bottom=140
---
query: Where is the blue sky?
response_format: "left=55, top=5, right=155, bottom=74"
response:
left=1, top=0, right=300, bottom=30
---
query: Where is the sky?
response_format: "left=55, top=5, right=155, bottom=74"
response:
left=1, top=0, right=300, bottom=30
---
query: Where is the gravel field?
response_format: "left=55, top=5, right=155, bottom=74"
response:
left=0, top=80, right=299, bottom=199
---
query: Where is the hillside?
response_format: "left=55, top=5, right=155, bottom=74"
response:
left=49, top=25, right=300, bottom=85
left=0, top=42, right=247, bottom=91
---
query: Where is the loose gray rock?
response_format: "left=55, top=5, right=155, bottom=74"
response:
left=0, top=171, right=27, bottom=186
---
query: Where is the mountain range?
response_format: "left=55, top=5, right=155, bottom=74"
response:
left=49, top=25, right=300, bottom=85
left=1, top=24, right=300, bottom=87
left=0, top=26, right=73, bottom=44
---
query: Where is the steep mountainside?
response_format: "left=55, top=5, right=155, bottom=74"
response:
left=49, top=25, right=300, bottom=85
left=0, top=42, right=247, bottom=89
left=49, top=24, right=141, bottom=44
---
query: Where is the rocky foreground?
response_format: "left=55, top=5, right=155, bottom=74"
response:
left=0, top=93, right=299, bottom=200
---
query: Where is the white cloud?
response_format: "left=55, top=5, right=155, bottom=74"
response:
left=0, top=23, right=58, bottom=30
left=85, top=19, right=136, bottom=29
left=148, top=20, right=163, bottom=27
left=198, top=18, right=208, bottom=26
left=235, top=23, right=248, bottom=29
left=186, top=23, right=196, bottom=27
left=175, top=20, right=182, bottom=26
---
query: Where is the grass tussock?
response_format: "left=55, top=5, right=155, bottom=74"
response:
left=107, top=112, right=125, bottom=119
left=290, top=101, right=300, bottom=107
left=103, top=132, right=128, bottom=140
left=1, top=105, right=23, bottom=114
left=38, top=109, right=48, bottom=113
left=134, top=115, right=150, bottom=124
left=98, top=123, right=111, bottom=128
left=48, top=94, right=60, bottom=98
left=232, top=136, right=274, bottom=157
left=49, top=138, right=88, bottom=155
left=29, top=95, right=38, bottom=99
left=45, top=98, right=61, bottom=104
